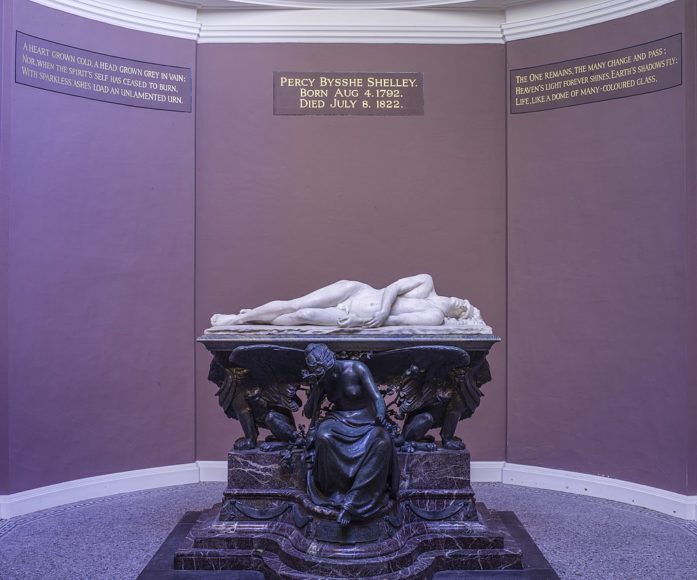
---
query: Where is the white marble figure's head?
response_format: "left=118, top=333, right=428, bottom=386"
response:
left=445, top=297, right=472, bottom=320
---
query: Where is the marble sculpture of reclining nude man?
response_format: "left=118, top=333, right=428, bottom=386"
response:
left=210, top=274, right=488, bottom=329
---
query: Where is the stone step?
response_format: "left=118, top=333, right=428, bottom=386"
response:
left=176, top=508, right=522, bottom=577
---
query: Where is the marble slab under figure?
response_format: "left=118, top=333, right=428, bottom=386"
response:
left=174, top=275, right=526, bottom=578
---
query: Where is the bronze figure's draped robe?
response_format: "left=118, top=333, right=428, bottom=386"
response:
left=308, top=408, right=399, bottom=521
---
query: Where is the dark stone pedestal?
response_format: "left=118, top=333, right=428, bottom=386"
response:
left=170, top=449, right=532, bottom=579
left=159, top=331, right=557, bottom=578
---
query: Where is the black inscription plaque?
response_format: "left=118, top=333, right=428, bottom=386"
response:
left=510, top=34, right=682, bottom=114
left=274, top=72, right=424, bottom=116
left=15, top=31, right=192, bottom=112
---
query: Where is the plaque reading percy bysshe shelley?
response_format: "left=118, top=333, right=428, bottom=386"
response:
left=274, top=72, right=424, bottom=116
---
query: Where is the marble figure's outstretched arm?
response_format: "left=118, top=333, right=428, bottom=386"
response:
left=366, top=274, right=435, bottom=328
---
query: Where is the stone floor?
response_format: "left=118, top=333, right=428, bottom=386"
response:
left=0, top=482, right=696, bottom=579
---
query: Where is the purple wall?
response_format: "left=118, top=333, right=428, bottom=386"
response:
left=0, top=0, right=12, bottom=495
left=194, top=43, right=508, bottom=462
left=4, top=0, right=196, bottom=493
left=686, top=1, right=697, bottom=496
left=507, top=1, right=696, bottom=494
left=1, top=1, right=694, bottom=499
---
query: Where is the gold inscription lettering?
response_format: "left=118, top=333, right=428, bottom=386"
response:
left=511, top=36, right=681, bottom=112
left=276, top=72, right=422, bottom=115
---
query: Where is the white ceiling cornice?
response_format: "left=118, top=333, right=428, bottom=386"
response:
left=502, top=0, right=676, bottom=41
left=196, top=8, right=505, bottom=43
left=29, top=0, right=202, bottom=38
left=28, top=0, right=678, bottom=43
left=198, top=23, right=505, bottom=44
left=179, top=1, right=507, bottom=7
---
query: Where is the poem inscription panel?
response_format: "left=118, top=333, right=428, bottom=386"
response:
left=15, top=31, right=192, bottom=112
left=510, top=34, right=681, bottom=114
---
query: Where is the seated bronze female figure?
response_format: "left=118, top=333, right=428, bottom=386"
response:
left=302, top=343, right=399, bottom=526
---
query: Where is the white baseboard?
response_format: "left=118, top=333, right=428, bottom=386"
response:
left=1, top=460, right=695, bottom=521
left=192, top=459, right=697, bottom=520
left=0, top=463, right=199, bottom=519
left=193, top=460, right=506, bottom=484
left=196, top=460, right=227, bottom=482
left=501, top=463, right=697, bottom=521
left=471, top=461, right=505, bottom=483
